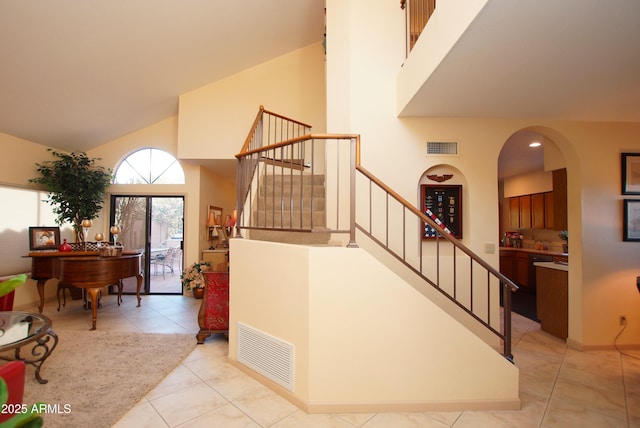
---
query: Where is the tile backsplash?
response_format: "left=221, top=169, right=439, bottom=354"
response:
left=504, top=228, right=566, bottom=252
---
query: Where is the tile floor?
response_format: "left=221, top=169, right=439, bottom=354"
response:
left=38, top=293, right=640, bottom=427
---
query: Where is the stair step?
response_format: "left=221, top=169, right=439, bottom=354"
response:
left=248, top=172, right=328, bottom=241
left=259, top=185, right=325, bottom=198
left=249, top=229, right=333, bottom=245
left=261, top=174, right=325, bottom=186
left=256, top=197, right=326, bottom=211
left=251, top=211, right=326, bottom=229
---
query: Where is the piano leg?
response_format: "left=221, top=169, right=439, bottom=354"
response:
left=86, top=287, right=101, bottom=330
left=135, top=274, right=143, bottom=307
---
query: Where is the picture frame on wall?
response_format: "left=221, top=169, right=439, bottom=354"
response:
left=29, top=226, right=61, bottom=250
left=421, top=184, right=462, bottom=239
left=621, top=152, right=640, bottom=195
left=623, top=199, right=640, bottom=241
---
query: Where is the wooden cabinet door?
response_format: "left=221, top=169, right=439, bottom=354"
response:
left=531, top=193, right=545, bottom=228
left=553, top=168, right=568, bottom=230
left=536, top=267, right=568, bottom=339
left=544, top=192, right=554, bottom=229
left=515, top=252, right=530, bottom=290
left=509, top=197, right=520, bottom=228
left=499, top=250, right=515, bottom=281
left=519, top=195, right=531, bottom=229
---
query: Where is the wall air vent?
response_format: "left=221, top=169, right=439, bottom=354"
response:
left=426, top=141, right=458, bottom=156
left=237, top=322, right=295, bottom=392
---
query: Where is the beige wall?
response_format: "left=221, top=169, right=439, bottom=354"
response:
left=503, top=170, right=553, bottom=198
left=0, top=132, right=72, bottom=308
left=326, top=0, right=640, bottom=349
left=178, top=42, right=327, bottom=161
left=0, top=42, right=328, bottom=309
left=229, top=239, right=519, bottom=411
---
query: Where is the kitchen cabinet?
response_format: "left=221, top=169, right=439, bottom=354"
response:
left=503, top=168, right=567, bottom=231
left=499, top=250, right=515, bottom=280
left=515, top=251, right=530, bottom=291
left=519, top=195, right=531, bottom=228
left=509, top=198, right=520, bottom=228
left=531, top=193, right=545, bottom=229
left=536, top=263, right=568, bottom=339
left=544, top=192, right=554, bottom=229
left=500, top=249, right=561, bottom=294
left=553, top=255, right=568, bottom=263
left=509, top=192, right=554, bottom=229
left=553, top=169, right=568, bottom=230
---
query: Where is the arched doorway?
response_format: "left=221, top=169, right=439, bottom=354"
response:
left=497, top=129, right=568, bottom=325
left=111, top=148, right=186, bottom=295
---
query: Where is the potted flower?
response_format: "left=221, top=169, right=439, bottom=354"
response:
left=181, top=261, right=211, bottom=298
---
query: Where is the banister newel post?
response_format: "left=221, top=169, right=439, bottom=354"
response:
left=347, top=137, right=358, bottom=248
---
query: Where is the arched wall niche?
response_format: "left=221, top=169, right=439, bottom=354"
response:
left=419, top=164, right=468, bottom=241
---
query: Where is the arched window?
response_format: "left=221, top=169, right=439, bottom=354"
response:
left=114, top=148, right=185, bottom=184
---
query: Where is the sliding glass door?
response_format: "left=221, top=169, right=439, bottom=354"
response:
left=110, top=195, right=184, bottom=294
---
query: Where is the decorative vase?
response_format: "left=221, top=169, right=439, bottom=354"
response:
left=58, top=239, right=72, bottom=252
left=193, top=288, right=205, bottom=299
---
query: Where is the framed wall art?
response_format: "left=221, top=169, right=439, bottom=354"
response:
left=421, top=184, right=462, bottom=239
left=29, top=226, right=60, bottom=250
left=623, top=199, right=640, bottom=241
left=621, top=153, right=640, bottom=195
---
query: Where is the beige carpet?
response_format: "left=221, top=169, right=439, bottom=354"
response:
left=18, top=329, right=196, bottom=428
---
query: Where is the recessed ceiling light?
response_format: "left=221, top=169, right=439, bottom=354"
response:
left=529, top=142, right=541, bottom=148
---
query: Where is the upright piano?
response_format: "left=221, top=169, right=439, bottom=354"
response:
left=29, top=251, right=142, bottom=330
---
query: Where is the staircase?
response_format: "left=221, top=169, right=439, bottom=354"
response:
left=235, top=106, right=518, bottom=360
left=249, top=171, right=332, bottom=245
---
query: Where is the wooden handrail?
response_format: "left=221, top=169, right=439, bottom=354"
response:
left=260, top=107, right=313, bottom=129
left=235, top=106, right=516, bottom=360
left=235, top=133, right=360, bottom=159
left=239, top=105, right=265, bottom=154
left=239, top=105, right=314, bottom=155
left=356, top=164, right=518, bottom=292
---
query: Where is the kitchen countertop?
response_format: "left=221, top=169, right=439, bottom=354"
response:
left=533, top=261, right=569, bottom=272
left=499, top=247, right=568, bottom=257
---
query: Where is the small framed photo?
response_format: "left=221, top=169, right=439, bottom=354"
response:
left=621, top=153, right=640, bottom=195
left=623, top=200, right=640, bottom=241
left=29, top=226, right=61, bottom=250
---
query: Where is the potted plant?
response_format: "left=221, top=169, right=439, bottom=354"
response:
left=559, top=230, right=568, bottom=253
left=181, top=261, right=211, bottom=298
left=29, top=149, right=113, bottom=243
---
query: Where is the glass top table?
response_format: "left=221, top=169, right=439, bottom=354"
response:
left=0, top=311, right=58, bottom=384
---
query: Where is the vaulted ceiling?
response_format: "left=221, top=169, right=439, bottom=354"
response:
left=0, top=0, right=324, bottom=151
left=1, top=1, right=638, bottom=180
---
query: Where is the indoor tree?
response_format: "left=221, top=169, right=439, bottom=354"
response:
left=29, top=149, right=113, bottom=243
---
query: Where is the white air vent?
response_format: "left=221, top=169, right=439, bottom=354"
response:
left=237, top=322, right=295, bottom=392
left=426, top=141, right=458, bottom=155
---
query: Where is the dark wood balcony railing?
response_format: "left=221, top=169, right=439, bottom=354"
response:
left=401, top=0, right=436, bottom=52
left=235, top=106, right=518, bottom=361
